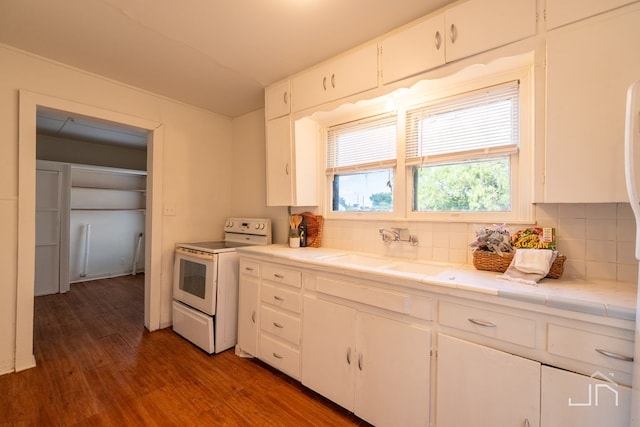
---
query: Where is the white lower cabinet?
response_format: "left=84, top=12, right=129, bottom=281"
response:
left=541, top=365, right=631, bottom=426
left=236, top=260, right=260, bottom=356
left=302, top=296, right=431, bottom=427
left=436, top=334, right=541, bottom=426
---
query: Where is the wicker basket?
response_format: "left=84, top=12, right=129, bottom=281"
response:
left=472, top=250, right=566, bottom=279
left=301, top=212, right=323, bottom=248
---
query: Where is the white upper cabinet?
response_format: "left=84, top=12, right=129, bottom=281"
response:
left=380, top=0, right=536, bottom=85
left=445, top=0, right=537, bottom=62
left=265, top=80, right=291, bottom=121
left=545, top=0, right=638, bottom=29
left=291, top=44, right=378, bottom=113
left=380, top=14, right=446, bottom=85
left=544, top=4, right=640, bottom=202
left=265, top=116, right=318, bottom=206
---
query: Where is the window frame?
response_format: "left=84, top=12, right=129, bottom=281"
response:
left=320, top=59, right=535, bottom=224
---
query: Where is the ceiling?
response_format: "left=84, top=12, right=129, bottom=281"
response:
left=36, top=107, right=149, bottom=149
left=0, top=0, right=454, bottom=119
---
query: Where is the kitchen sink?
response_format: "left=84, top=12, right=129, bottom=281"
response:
left=384, top=261, right=452, bottom=276
left=321, top=253, right=396, bottom=268
left=322, top=253, right=456, bottom=277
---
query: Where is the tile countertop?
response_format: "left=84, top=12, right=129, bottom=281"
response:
left=238, top=244, right=638, bottom=322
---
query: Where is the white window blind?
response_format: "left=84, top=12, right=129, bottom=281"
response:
left=326, top=114, right=397, bottom=174
left=405, top=81, right=519, bottom=165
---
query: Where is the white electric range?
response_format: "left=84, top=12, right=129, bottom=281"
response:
left=172, top=218, right=271, bottom=353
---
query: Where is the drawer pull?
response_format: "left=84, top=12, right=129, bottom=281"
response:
left=273, top=352, right=283, bottom=359
left=273, top=295, right=284, bottom=302
left=274, top=273, right=285, bottom=279
left=467, top=318, right=497, bottom=328
left=273, top=322, right=284, bottom=329
left=346, top=347, right=352, bottom=365
left=244, top=267, right=254, bottom=272
left=595, top=348, right=634, bottom=362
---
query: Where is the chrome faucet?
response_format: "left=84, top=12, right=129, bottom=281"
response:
left=378, top=227, right=418, bottom=246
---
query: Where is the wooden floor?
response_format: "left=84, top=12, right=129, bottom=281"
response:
left=0, top=275, right=368, bottom=426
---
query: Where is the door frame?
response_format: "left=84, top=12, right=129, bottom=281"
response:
left=16, top=90, right=164, bottom=371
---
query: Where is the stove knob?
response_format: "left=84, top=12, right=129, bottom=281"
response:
left=227, top=221, right=234, bottom=228
left=259, top=224, right=265, bottom=230
left=254, top=224, right=260, bottom=230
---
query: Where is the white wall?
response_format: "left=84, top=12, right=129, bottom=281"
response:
left=230, top=109, right=289, bottom=242
left=0, top=43, right=234, bottom=374
left=321, top=203, right=638, bottom=283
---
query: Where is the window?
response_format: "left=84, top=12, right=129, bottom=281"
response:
left=323, top=63, right=533, bottom=222
left=326, top=115, right=396, bottom=212
left=406, top=82, right=519, bottom=213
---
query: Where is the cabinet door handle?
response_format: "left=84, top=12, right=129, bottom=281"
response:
left=346, top=347, right=352, bottom=365
left=450, top=23, right=457, bottom=44
left=322, top=76, right=327, bottom=91
left=435, top=30, right=441, bottom=50
left=285, top=163, right=290, bottom=176
left=331, top=73, right=335, bottom=88
left=251, top=310, right=256, bottom=324
left=524, top=419, right=530, bottom=427
left=595, top=348, right=634, bottom=362
left=358, top=353, right=363, bottom=371
left=273, top=352, right=283, bottom=359
left=283, top=91, right=288, bottom=105
left=273, top=322, right=284, bottom=329
left=467, top=318, right=497, bottom=328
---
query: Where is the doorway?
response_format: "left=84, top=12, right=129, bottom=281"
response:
left=16, top=90, right=164, bottom=372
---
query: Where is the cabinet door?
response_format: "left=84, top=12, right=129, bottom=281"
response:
left=436, top=334, right=540, bottom=426
left=301, top=296, right=356, bottom=411
left=445, top=0, right=536, bottom=62
left=541, top=366, right=631, bottom=426
left=265, top=80, right=291, bottom=120
left=545, top=0, right=637, bottom=29
left=545, top=5, right=640, bottom=202
left=292, top=44, right=378, bottom=112
left=237, top=274, right=259, bottom=356
left=355, top=312, right=431, bottom=427
left=265, top=115, right=293, bottom=206
left=380, top=14, right=445, bottom=85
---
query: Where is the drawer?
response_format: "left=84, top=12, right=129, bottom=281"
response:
left=261, top=282, right=302, bottom=313
left=439, top=301, right=536, bottom=348
left=316, top=275, right=410, bottom=314
left=261, top=264, right=302, bottom=288
left=239, top=259, right=260, bottom=278
left=259, top=334, right=301, bottom=379
left=547, top=324, right=634, bottom=372
left=260, top=305, right=301, bottom=345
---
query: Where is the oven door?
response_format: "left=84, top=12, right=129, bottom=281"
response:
left=173, top=248, right=217, bottom=315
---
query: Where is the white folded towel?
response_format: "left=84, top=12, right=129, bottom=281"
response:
left=498, top=249, right=558, bottom=286
left=514, top=249, right=555, bottom=275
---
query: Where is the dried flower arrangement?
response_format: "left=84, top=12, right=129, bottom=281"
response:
left=469, top=224, right=513, bottom=256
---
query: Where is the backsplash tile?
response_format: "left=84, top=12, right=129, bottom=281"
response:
left=321, top=203, right=638, bottom=283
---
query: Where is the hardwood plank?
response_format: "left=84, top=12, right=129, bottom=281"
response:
left=0, top=275, right=369, bottom=426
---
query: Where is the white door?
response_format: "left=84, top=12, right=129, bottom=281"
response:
left=355, top=312, right=431, bottom=427
left=541, top=365, right=631, bottom=426
left=301, top=296, right=356, bottom=411
left=35, top=169, right=61, bottom=296
left=436, top=334, right=541, bottom=426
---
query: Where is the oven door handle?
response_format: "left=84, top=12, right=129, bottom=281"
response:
left=175, top=247, right=215, bottom=260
